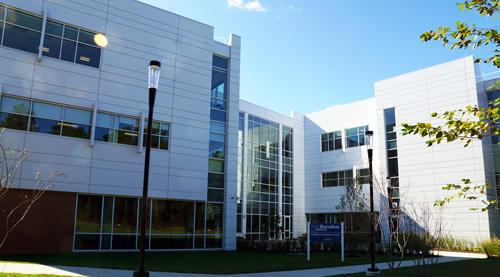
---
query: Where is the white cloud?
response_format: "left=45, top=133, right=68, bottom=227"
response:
left=281, top=2, right=301, bottom=12
left=227, top=0, right=267, bottom=12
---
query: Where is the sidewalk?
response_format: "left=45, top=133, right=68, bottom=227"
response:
left=0, top=255, right=477, bottom=277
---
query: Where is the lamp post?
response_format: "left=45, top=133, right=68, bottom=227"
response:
left=134, top=60, right=161, bottom=277
left=365, top=130, right=379, bottom=275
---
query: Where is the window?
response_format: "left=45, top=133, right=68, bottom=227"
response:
left=357, top=168, right=370, bottom=184
left=346, top=126, right=368, bottom=148
left=321, top=131, right=342, bottom=152
left=322, top=170, right=353, bottom=187
left=0, top=5, right=102, bottom=68
left=95, top=112, right=170, bottom=150
left=0, top=95, right=91, bottom=139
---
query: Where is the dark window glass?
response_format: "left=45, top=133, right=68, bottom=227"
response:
left=78, top=29, right=98, bottom=46
left=210, top=122, right=225, bottom=133
left=42, top=34, right=62, bottom=59
left=210, top=109, right=226, bottom=122
left=29, top=117, right=61, bottom=135
left=3, top=23, right=41, bottom=54
left=386, top=132, right=397, bottom=140
left=1, top=96, right=30, bottom=115
left=76, top=194, right=102, bottom=232
left=159, top=136, right=169, bottom=150
left=212, top=55, right=228, bottom=69
left=64, top=107, right=91, bottom=124
left=346, top=128, right=358, bottom=136
left=96, top=112, right=114, bottom=128
left=0, top=112, right=28, bottom=130
left=60, top=39, right=76, bottom=62
left=335, top=139, right=342, bottom=149
left=388, top=149, right=398, bottom=158
left=113, top=197, right=137, bottom=233
left=211, top=69, right=227, bottom=100
left=0, top=22, right=3, bottom=42
left=143, top=120, right=160, bottom=135
left=118, top=116, right=138, bottom=131
left=388, top=158, right=399, bottom=177
left=151, top=200, right=194, bottom=234
left=32, top=101, right=62, bottom=119
left=384, top=108, right=396, bottom=132
left=101, top=234, right=111, bottom=249
left=102, top=196, right=113, bottom=233
left=76, top=43, right=101, bottom=68
left=0, top=6, right=4, bottom=19
left=208, top=173, right=224, bottom=188
left=347, top=136, right=358, bottom=147
left=208, top=189, right=224, bottom=202
left=151, top=235, right=193, bottom=249
left=209, top=132, right=225, bottom=159
left=94, top=127, right=115, bottom=142
left=74, top=234, right=100, bottom=250
left=61, top=123, right=90, bottom=139
left=208, top=159, right=224, bottom=173
left=45, top=20, right=63, bottom=36
left=206, top=203, right=223, bottom=234
left=195, top=202, right=205, bottom=234
left=387, top=140, right=397, bottom=149
left=210, top=98, right=226, bottom=110
left=117, top=130, right=138, bottom=145
left=194, top=235, right=205, bottom=248
left=63, top=25, right=78, bottom=40
left=112, top=235, right=136, bottom=250
left=143, top=134, right=159, bottom=148
left=6, top=9, right=42, bottom=30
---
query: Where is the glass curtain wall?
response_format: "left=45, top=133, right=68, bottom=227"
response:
left=245, top=115, right=279, bottom=240
left=237, top=112, right=244, bottom=233
left=74, top=194, right=212, bottom=250
left=206, top=55, right=229, bottom=247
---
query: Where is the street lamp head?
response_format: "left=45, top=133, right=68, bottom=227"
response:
left=148, top=60, right=161, bottom=89
left=365, top=130, right=373, bottom=150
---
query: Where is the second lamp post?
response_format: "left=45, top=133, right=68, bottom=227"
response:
left=365, top=130, right=379, bottom=275
left=134, top=60, right=161, bottom=277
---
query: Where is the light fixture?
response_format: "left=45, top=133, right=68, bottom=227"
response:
left=94, top=33, right=108, bottom=47
left=365, top=130, right=373, bottom=150
left=148, top=60, right=161, bottom=89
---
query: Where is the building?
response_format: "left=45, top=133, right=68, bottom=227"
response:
left=0, top=0, right=498, bottom=255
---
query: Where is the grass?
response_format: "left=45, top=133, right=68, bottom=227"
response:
left=0, top=274, right=80, bottom=277
left=1, top=251, right=390, bottom=274
left=326, top=258, right=500, bottom=277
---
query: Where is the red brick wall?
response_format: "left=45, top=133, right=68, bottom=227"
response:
left=0, top=189, right=76, bottom=255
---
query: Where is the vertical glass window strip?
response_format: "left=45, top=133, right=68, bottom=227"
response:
left=0, top=5, right=102, bottom=68
left=237, top=112, right=245, bottom=233
left=282, top=126, right=294, bottom=238
left=205, top=55, right=229, bottom=245
left=487, top=91, right=500, bottom=203
left=384, top=107, right=399, bottom=233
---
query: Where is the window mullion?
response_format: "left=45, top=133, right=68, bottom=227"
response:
left=37, top=7, right=47, bottom=61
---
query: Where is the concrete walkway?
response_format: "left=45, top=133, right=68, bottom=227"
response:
left=0, top=255, right=478, bottom=277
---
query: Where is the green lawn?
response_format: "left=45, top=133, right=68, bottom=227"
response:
left=326, top=258, right=500, bottom=277
left=1, top=252, right=388, bottom=274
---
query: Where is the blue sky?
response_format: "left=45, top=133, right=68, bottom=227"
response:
left=140, top=0, right=498, bottom=115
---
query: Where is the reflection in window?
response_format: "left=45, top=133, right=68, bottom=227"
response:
left=346, top=126, right=368, bottom=148
left=0, top=5, right=102, bottom=68
left=321, top=131, right=342, bottom=152
left=322, top=170, right=353, bottom=187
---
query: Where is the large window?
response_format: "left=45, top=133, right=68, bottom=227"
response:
left=322, top=169, right=353, bottom=187
left=321, top=131, right=342, bottom=152
left=346, top=126, right=368, bottom=148
left=0, top=95, right=170, bottom=149
left=74, top=195, right=217, bottom=250
left=0, top=95, right=91, bottom=139
left=0, top=5, right=102, bottom=68
left=356, top=168, right=370, bottom=184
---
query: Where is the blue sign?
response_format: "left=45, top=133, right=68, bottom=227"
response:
left=310, top=223, right=342, bottom=243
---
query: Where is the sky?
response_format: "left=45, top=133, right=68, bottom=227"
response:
left=140, top=0, right=498, bottom=115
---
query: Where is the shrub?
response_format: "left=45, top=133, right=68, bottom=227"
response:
left=481, top=237, right=500, bottom=258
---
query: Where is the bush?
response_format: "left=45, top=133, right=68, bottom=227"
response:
left=482, top=237, right=500, bottom=258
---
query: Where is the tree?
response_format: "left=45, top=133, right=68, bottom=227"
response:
left=0, top=128, right=61, bottom=248
left=402, top=0, right=500, bottom=211
left=335, top=177, right=369, bottom=254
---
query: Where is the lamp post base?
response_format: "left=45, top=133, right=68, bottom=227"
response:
left=365, top=268, right=380, bottom=275
left=133, top=271, right=150, bottom=277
